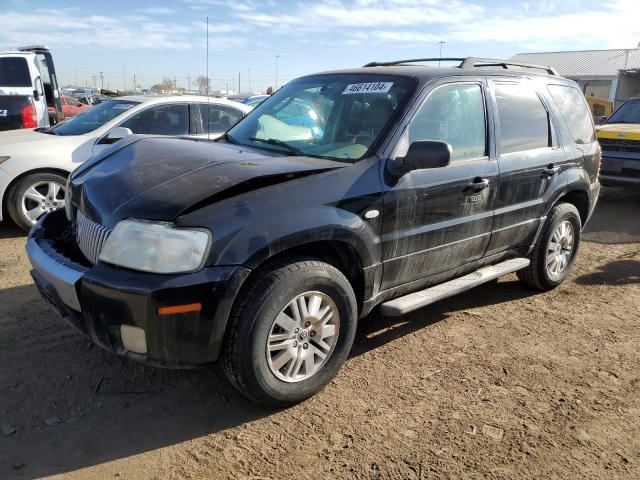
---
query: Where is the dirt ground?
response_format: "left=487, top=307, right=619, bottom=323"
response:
left=1, top=187, right=639, bottom=480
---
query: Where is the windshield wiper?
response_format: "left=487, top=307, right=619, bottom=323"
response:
left=36, top=126, right=60, bottom=135
left=249, top=137, right=304, bottom=156
left=223, top=132, right=237, bottom=144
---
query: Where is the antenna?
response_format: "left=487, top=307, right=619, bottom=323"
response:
left=206, top=16, right=210, bottom=141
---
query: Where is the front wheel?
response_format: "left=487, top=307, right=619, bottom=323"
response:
left=7, top=172, right=67, bottom=231
left=518, top=203, right=582, bottom=290
left=221, top=259, right=357, bottom=407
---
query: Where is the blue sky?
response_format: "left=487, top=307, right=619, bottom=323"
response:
left=2, top=0, right=639, bottom=92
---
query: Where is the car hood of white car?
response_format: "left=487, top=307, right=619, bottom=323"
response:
left=0, top=128, right=89, bottom=152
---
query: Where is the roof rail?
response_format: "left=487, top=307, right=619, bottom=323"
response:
left=363, top=56, right=559, bottom=76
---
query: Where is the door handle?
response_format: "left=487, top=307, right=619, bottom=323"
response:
left=465, top=177, right=490, bottom=193
left=542, top=165, right=561, bottom=177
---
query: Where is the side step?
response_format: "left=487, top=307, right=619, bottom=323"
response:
left=380, top=258, right=530, bottom=316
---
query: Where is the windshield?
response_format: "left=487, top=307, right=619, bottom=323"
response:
left=226, top=74, right=416, bottom=162
left=51, top=99, right=139, bottom=135
left=607, top=99, right=640, bottom=124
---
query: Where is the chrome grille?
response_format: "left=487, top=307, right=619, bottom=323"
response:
left=75, top=211, right=112, bottom=265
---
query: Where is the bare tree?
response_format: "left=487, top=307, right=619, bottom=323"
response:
left=196, top=76, right=210, bottom=94
left=150, top=77, right=175, bottom=93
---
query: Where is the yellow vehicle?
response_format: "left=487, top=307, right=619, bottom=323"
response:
left=586, top=96, right=612, bottom=122
left=596, top=97, right=640, bottom=189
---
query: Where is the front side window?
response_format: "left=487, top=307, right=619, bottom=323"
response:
left=121, top=104, right=189, bottom=135
left=50, top=100, right=139, bottom=135
left=0, top=57, right=31, bottom=87
left=226, top=74, right=416, bottom=162
left=548, top=85, right=595, bottom=144
left=200, top=104, right=244, bottom=134
left=398, top=83, right=486, bottom=163
left=607, top=99, right=640, bottom=124
left=495, top=82, right=550, bottom=155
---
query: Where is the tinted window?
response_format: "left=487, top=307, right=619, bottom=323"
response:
left=607, top=99, right=640, bottom=124
left=403, top=83, right=486, bottom=162
left=200, top=104, right=244, bottom=133
left=121, top=104, right=189, bottom=135
left=51, top=100, right=138, bottom=135
left=548, top=85, right=595, bottom=144
left=495, top=82, right=549, bottom=154
left=0, top=57, right=31, bottom=87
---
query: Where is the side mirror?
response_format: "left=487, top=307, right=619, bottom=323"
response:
left=401, top=140, right=452, bottom=172
left=100, top=127, right=133, bottom=145
left=595, top=116, right=608, bottom=125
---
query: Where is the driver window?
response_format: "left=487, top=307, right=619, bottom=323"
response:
left=121, top=104, right=189, bottom=135
left=401, top=83, right=487, bottom=163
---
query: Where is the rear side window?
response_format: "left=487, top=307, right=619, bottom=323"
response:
left=121, top=104, right=190, bottom=135
left=495, top=82, right=550, bottom=154
left=0, top=57, right=31, bottom=87
left=548, top=85, right=595, bottom=144
left=200, top=104, right=244, bottom=134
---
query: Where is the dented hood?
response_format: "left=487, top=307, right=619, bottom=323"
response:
left=70, top=136, right=343, bottom=228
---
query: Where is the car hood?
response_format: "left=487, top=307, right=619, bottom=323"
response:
left=0, top=127, right=86, bottom=148
left=596, top=123, right=640, bottom=141
left=71, top=136, right=346, bottom=228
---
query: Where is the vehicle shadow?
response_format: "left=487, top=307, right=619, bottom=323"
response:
left=0, top=284, right=272, bottom=479
left=582, top=187, right=640, bottom=244
left=574, top=255, right=640, bottom=286
left=0, top=221, right=25, bottom=240
left=351, top=278, right=536, bottom=358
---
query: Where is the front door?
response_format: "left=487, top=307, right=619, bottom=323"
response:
left=380, top=80, right=498, bottom=291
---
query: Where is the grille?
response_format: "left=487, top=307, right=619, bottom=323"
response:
left=75, top=211, right=112, bottom=265
left=598, top=138, right=640, bottom=153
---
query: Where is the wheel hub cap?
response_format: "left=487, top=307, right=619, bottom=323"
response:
left=266, top=291, right=340, bottom=383
left=546, top=220, right=574, bottom=277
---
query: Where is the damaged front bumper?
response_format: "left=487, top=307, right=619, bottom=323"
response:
left=26, top=210, right=250, bottom=367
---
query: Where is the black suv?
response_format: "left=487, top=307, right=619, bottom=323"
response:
left=27, top=58, right=601, bottom=407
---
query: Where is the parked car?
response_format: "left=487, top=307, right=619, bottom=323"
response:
left=26, top=57, right=600, bottom=407
left=59, top=95, right=92, bottom=117
left=0, top=95, right=250, bottom=230
left=596, top=96, right=640, bottom=189
left=0, top=46, right=64, bottom=130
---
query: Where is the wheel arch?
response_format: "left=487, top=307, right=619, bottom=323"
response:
left=2, top=168, right=70, bottom=222
left=553, top=188, right=589, bottom=227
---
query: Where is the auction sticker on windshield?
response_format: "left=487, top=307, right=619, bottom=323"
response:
left=343, top=82, right=393, bottom=95
left=112, top=103, right=135, bottom=110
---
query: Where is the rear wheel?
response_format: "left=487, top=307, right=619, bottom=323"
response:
left=518, top=203, right=581, bottom=290
left=7, top=172, right=67, bottom=232
left=221, top=259, right=357, bottom=407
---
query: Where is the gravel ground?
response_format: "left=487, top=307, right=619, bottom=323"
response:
left=0, top=187, right=639, bottom=480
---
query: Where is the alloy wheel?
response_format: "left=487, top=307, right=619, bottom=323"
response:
left=546, top=220, right=574, bottom=277
left=266, top=291, right=340, bottom=383
left=21, top=180, right=66, bottom=225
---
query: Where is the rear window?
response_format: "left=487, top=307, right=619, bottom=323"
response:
left=495, top=82, right=550, bottom=155
left=548, top=85, right=595, bottom=144
left=0, top=57, right=31, bottom=87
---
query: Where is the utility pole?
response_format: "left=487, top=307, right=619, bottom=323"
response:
left=275, top=54, right=280, bottom=90
left=186, top=74, right=191, bottom=92
left=123, top=64, right=126, bottom=91
left=92, top=75, right=97, bottom=89
left=99, top=72, right=104, bottom=90
left=133, top=74, right=136, bottom=92
left=438, top=41, right=446, bottom=66
left=238, top=71, right=241, bottom=93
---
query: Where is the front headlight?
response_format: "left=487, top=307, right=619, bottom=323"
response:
left=98, top=219, right=212, bottom=274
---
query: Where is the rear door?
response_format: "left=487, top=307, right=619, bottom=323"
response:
left=485, top=78, right=569, bottom=256
left=380, top=79, right=498, bottom=291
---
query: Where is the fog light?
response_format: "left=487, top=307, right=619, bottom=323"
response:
left=120, top=325, right=147, bottom=354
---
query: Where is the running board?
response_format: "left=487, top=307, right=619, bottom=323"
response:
left=380, top=258, right=530, bottom=316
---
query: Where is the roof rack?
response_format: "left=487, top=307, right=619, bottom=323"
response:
left=363, top=56, right=559, bottom=76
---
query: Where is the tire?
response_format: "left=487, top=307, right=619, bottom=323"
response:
left=221, top=259, right=357, bottom=408
left=7, top=172, right=67, bottom=232
left=517, top=203, right=581, bottom=291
